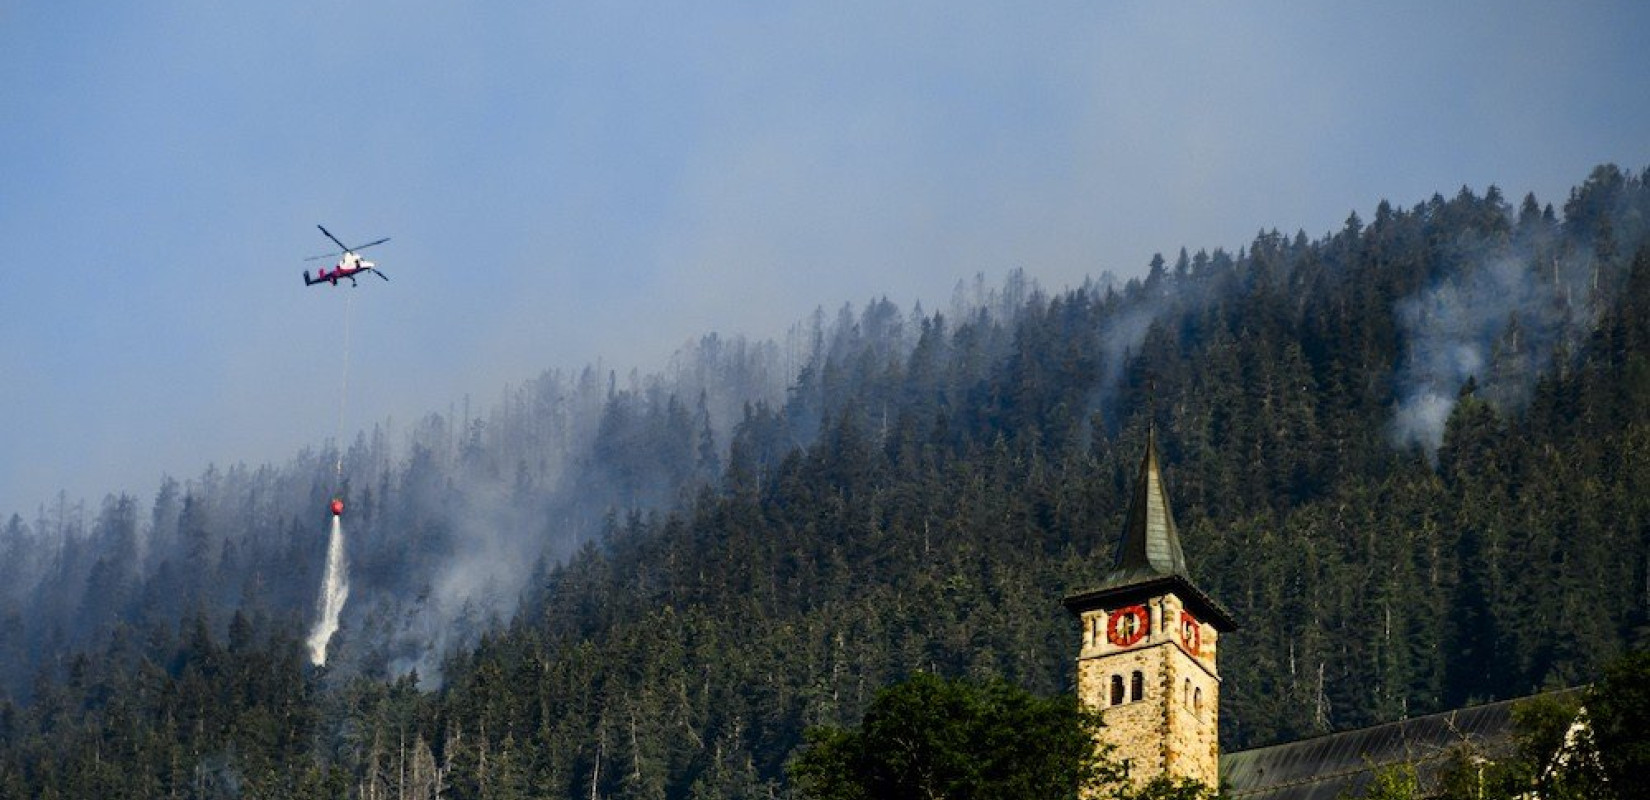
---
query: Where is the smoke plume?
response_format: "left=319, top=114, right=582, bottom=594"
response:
left=1390, top=249, right=1594, bottom=454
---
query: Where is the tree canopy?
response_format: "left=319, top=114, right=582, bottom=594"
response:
left=790, top=672, right=1117, bottom=800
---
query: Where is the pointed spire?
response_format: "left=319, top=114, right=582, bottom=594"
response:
left=1104, top=426, right=1190, bottom=586
left=1063, top=427, right=1236, bottom=631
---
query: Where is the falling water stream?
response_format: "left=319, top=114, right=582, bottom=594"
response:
left=306, top=514, right=350, bottom=666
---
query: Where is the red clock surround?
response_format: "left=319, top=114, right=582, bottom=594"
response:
left=1107, top=605, right=1149, bottom=647
left=1179, top=610, right=1202, bottom=655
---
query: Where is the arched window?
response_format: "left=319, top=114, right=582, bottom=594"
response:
left=1183, top=678, right=1191, bottom=707
left=1194, top=687, right=1203, bottom=716
left=1130, top=671, right=1144, bottom=702
left=1110, top=675, right=1125, bottom=705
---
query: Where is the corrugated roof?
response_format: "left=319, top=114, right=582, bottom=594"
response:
left=1220, top=692, right=1579, bottom=800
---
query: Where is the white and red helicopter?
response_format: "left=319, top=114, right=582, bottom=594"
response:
left=303, top=225, right=390, bottom=287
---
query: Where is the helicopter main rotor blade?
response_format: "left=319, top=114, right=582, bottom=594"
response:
left=317, top=224, right=350, bottom=254
left=304, top=242, right=390, bottom=262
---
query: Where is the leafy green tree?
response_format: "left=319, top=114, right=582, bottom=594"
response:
left=1588, top=649, right=1650, bottom=792
left=1127, top=774, right=1222, bottom=800
left=1510, top=693, right=1603, bottom=800
left=789, top=672, right=1118, bottom=800
left=1343, top=763, right=1418, bottom=800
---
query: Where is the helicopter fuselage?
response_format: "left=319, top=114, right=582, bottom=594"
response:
left=305, top=254, right=378, bottom=286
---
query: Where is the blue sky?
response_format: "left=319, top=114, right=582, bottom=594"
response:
left=3, top=1, right=1647, bottom=517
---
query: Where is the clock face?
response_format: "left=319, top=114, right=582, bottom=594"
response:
left=1107, top=605, right=1149, bottom=647
left=1179, top=610, right=1201, bottom=655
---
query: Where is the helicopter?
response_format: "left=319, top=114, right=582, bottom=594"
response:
left=303, top=225, right=390, bottom=286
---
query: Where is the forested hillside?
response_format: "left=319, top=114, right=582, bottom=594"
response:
left=2, top=165, right=1647, bottom=798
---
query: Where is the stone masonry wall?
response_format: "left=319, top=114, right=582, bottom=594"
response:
left=1076, top=595, right=1221, bottom=790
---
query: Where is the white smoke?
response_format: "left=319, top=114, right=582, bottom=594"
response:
left=307, top=514, right=350, bottom=666
left=1389, top=390, right=1460, bottom=454
left=387, top=488, right=539, bottom=681
left=1390, top=249, right=1594, bottom=454
left=1099, top=300, right=1166, bottom=403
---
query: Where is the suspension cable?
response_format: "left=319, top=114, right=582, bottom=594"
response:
left=334, top=290, right=354, bottom=488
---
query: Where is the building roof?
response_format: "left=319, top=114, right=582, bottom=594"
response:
left=1220, top=691, right=1579, bottom=800
left=1106, top=427, right=1187, bottom=586
left=1064, top=429, right=1236, bottom=630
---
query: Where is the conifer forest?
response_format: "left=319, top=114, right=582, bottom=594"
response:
left=2, top=165, right=1648, bottom=798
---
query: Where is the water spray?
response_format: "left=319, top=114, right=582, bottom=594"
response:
left=307, top=512, right=350, bottom=665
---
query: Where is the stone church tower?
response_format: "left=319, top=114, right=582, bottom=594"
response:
left=1063, top=431, right=1236, bottom=790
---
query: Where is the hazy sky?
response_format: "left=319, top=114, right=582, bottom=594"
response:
left=3, top=2, right=1647, bottom=518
